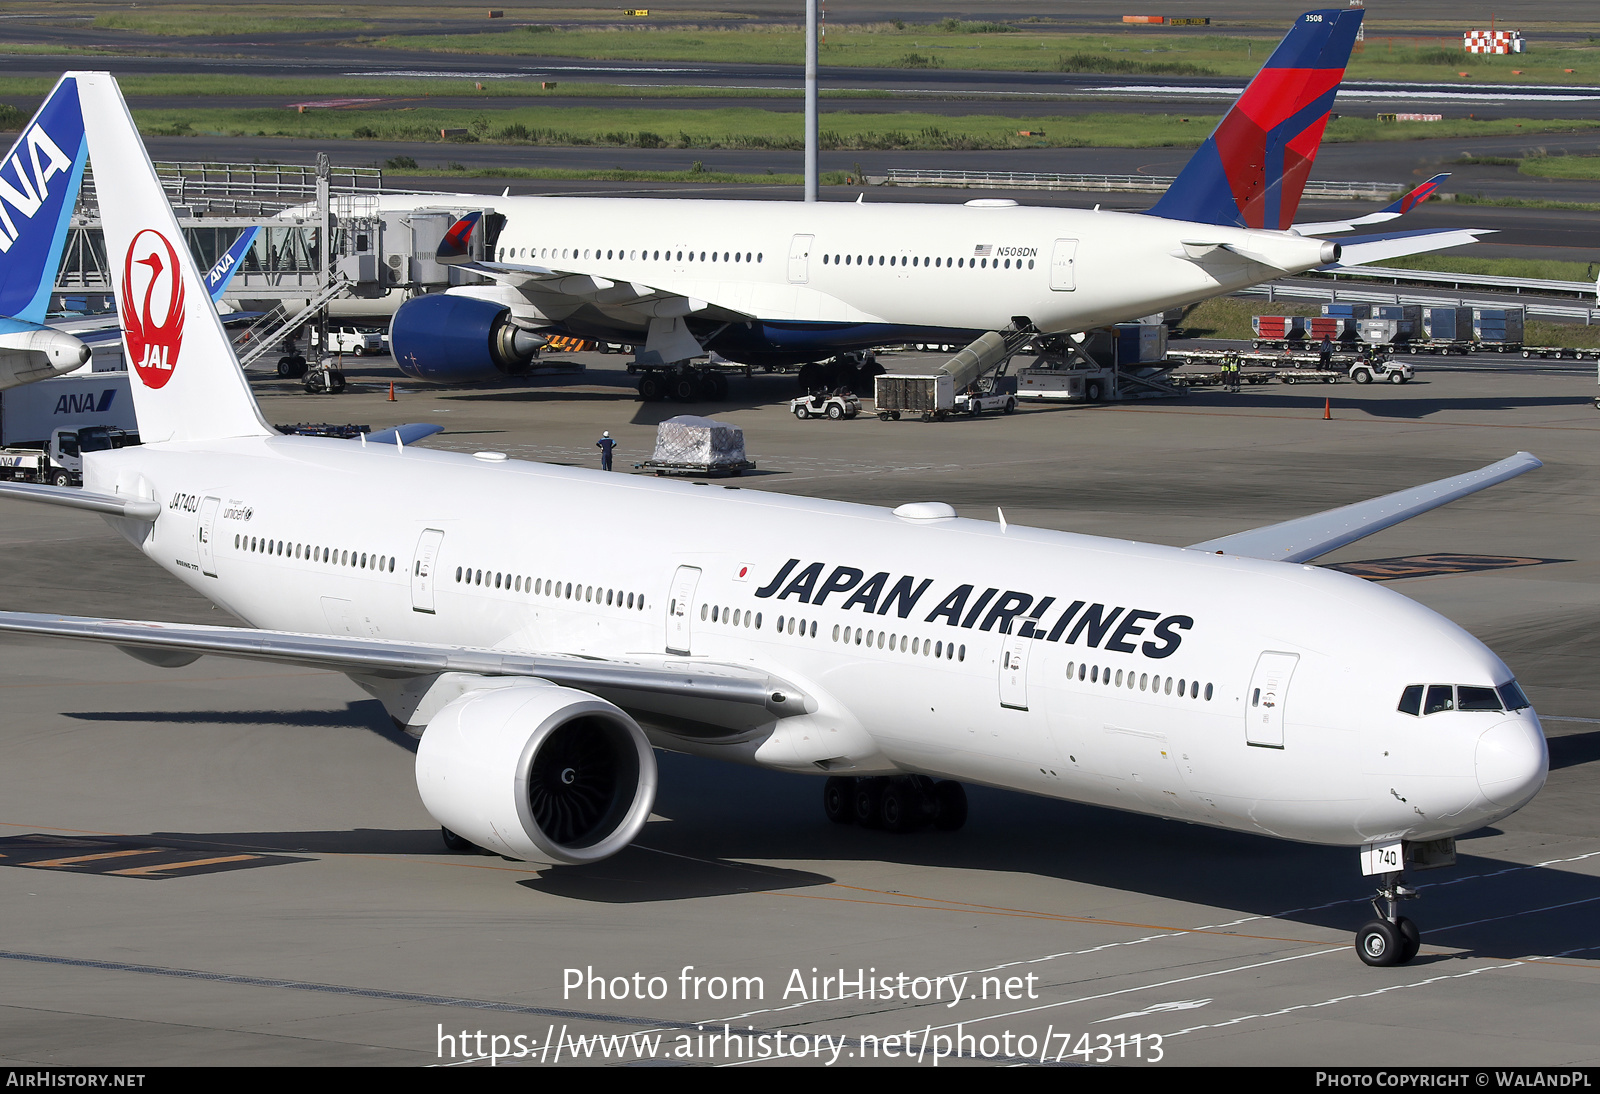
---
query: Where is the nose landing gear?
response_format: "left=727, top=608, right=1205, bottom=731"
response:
left=1355, top=872, right=1421, bottom=966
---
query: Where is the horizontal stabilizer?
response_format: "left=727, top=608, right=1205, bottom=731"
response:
left=1294, top=173, right=1450, bottom=235
left=0, top=482, right=161, bottom=521
left=0, top=611, right=814, bottom=718
left=1188, top=452, right=1542, bottom=563
left=1321, top=227, right=1493, bottom=268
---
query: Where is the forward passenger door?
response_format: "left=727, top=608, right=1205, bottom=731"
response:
left=195, top=496, right=220, bottom=578
left=1246, top=651, right=1298, bottom=748
left=788, top=234, right=814, bottom=284
left=1050, top=238, right=1079, bottom=291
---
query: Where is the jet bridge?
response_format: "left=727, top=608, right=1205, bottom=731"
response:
left=50, top=158, right=502, bottom=380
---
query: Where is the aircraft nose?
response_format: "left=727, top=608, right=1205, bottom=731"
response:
left=1475, top=717, right=1548, bottom=808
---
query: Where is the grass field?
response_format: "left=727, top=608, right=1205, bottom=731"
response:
left=389, top=164, right=850, bottom=185
left=1520, top=155, right=1600, bottom=180
left=1369, top=254, right=1598, bottom=282
left=19, top=7, right=1600, bottom=86
left=117, top=104, right=1600, bottom=152
left=356, top=23, right=1600, bottom=86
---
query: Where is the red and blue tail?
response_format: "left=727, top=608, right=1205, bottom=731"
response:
left=1147, top=8, right=1364, bottom=231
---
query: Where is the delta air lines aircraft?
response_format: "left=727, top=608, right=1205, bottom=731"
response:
left=0, top=72, right=1548, bottom=970
left=383, top=8, right=1487, bottom=390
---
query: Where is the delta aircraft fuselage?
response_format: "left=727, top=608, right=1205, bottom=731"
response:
left=86, top=433, right=1545, bottom=850
left=401, top=193, right=1335, bottom=350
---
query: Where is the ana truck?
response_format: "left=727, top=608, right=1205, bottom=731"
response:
left=0, top=371, right=138, bottom=486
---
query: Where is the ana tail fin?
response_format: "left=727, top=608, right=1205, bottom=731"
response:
left=1146, top=8, right=1364, bottom=231
left=72, top=72, right=270, bottom=444
left=0, top=75, right=88, bottom=325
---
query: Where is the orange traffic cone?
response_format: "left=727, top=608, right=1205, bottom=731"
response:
left=1323, top=398, right=1331, bottom=420
left=388, top=382, right=396, bottom=402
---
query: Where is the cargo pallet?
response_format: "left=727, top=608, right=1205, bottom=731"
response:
left=635, top=459, right=755, bottom=477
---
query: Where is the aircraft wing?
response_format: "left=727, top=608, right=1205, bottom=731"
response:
left=435, top=210, right=740, bottom=318
left=1294, top=174, right=1449, bottom=236
left=1188, top=452, right=1541, bottom=563
left=0, top=611, right=813, bottom=719
left=1320, top=227, right=1494, bottom=269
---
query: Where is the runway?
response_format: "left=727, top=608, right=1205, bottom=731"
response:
left=1, top=353, right=1597, bottom=1066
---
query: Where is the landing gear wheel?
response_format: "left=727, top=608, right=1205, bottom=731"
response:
left=671, top=375, right=697, bottom=402
left=707, top=371, right=729, bottom=401
left=823, top=776, right=856, bottom=824
left=1355, top=919, right=1402, bottom=967
left=440, top=827, right=474, bottom=852
left=826, top=401, right=844, bottom=420
left=853, top=777, right=887, bottom=829
left=932, top=780, right=968, bottom=831
left=880, top=778, right=928, bottom=834
left=639, top=373, right=664, bottom=401
left=327, top=369, right=346, bottom=394
left=1395, top=916, right=1421, bottom=962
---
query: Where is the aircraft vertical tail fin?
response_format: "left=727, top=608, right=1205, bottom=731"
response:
left=71, top=71, right=270, bottom=444
left=0, top=75, right=88, bottom=325
left=1146, top=8, right=1364, bottom=231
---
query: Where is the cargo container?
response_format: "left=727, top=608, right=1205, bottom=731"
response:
left=1321, top=303, right=1374, bottom=319
left=1473, top=307, right=1525, bottom=351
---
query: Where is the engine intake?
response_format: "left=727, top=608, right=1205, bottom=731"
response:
left=415, top=683, right=657, bottom=864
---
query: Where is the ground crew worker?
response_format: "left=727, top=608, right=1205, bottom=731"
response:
left=597, top=430, right=616, bottom=472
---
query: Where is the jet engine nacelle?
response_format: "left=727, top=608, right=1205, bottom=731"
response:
left=0, top=325, right=91, bottom=391
left=414, top=682, right=657, bottom=864
left=388, top=293, right=544, bottom=383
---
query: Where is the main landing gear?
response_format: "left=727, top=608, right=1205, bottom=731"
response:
left=1355, top=871, right=1422, bottom=966
left=822, top=775, right=967, bottom=834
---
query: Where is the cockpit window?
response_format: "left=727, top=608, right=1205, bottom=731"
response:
left=1401, top=681, right=1531, bottom=716
left=1423, top=685, right=1455, bottom=715
left=1458, top=686, right=1503, bottom=712
left=1497, top=681, right=1531, bottom=711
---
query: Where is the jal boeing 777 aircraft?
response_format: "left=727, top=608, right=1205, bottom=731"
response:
left=0, top=72, right=1547, bottom=969
left=379, top=8, right=1486, bottom=395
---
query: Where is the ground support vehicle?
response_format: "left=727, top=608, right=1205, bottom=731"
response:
left=1277, top=368, right=1345, bottom=384
left=1173, top=368, right=1274, bottom=388
left=953, top=376, right=1019, bottom=417
left=0, top=425, right=137, bottom=487
left=1349, top=358, right=1414, bottom=384
left=313, top=327, right=386, bottom=357
left=793, top=390, right=861, bottom=420
left=1406, top=340, right=1474, bottom=355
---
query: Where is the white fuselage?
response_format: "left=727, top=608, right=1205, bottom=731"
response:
left=84, top=434, right=1545, bottom=848
left=370, top=193, right=1330, bottom=337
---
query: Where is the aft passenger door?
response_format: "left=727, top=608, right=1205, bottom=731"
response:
left=1246, top=651, right=1299, bottom=748
left=410, top=528, right=445, bottom=613
left=1050, top=238, right=1078, bottom=291
left=195, top=496, right=220, bottom=577
left=787, top=234, right=814, bottom=284
left=666, top=565, right=701, bottom=654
